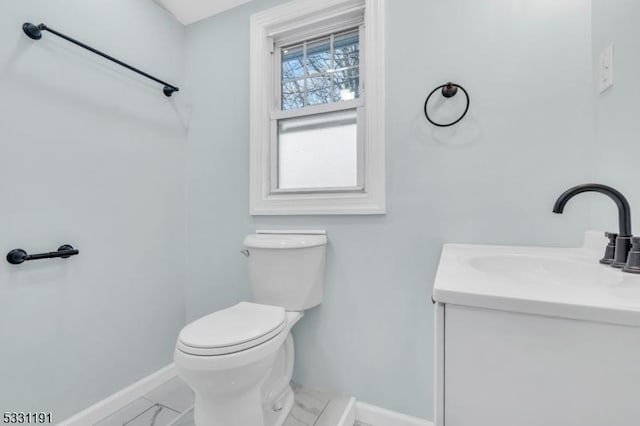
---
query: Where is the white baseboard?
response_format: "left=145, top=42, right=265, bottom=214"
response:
left=58, top=364, right=176, bottom=426
left=336, top=397, right=357, bottom=426
left=355, top=401, right=433, bottom=426
left=58, top=364, right=432, bottom=426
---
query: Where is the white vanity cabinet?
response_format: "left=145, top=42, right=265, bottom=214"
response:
left=432, top=232, right=640, bottom=426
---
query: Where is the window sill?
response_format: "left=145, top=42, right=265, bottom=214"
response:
left=250, top=191, right=386, bottom=215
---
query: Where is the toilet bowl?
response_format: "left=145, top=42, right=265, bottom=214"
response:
left=175, top=303, right=302, bottom=426
left=174, top=231, right=327, bottom=426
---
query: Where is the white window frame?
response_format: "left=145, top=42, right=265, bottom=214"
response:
left=272, top=26, right=364, bottom=195
left=250, top=0, right=385, bottom=215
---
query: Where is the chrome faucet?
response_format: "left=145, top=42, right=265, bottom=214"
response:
left=553, top=183, right=632, bottom=269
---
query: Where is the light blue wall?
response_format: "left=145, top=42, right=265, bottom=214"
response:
left=0, top=1, right=186, bottom=419
left=591, top=0, right=640, bottom=231
left=185, top=0, right=595, bottom=419
left=0, top=0, right=608, bottom=421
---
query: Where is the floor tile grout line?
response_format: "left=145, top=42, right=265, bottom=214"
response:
left=121, top=403, right=181, bottom=426
left=141, top=396, right=185, bottom=415
left=166, top=406, right=194, bottom=426
left=121, top=404, right=156, bottom=426
left=312, top=399, right=331, bottom=426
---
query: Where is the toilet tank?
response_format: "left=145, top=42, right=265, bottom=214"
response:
left=243, top=231, right=327, bottom=311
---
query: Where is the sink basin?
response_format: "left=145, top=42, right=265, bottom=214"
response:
left=469, top=254, right=623, bottom=287
left=432, top=231, right=640, bottom=326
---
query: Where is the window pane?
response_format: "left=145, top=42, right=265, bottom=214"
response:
left=307, top=38, right=331, bottom=75
left=333, top=69, right=359, bottom=102
left=333, top=30, right=360, bottom=102
left=282, top=79, right=305, bottom=111
left=334, top=31, right=359, bottom=69
left=282, top=44, right=304, bottom=80
left=307, top=76, right=331, bottom=106
left=277, top=109, right=358, bottom=190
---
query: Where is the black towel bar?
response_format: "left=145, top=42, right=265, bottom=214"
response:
left=22, top=22, right=179, bottom=97
left=7, top=245, right=79, bottom=265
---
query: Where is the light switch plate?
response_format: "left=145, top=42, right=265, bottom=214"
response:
left=599, top=44, right=614, bottom=93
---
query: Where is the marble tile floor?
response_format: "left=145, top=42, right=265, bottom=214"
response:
left=93, top=376, right=353, bottom=426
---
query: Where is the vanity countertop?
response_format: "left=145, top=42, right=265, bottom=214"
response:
left=433, top=231, right=640, bottom=326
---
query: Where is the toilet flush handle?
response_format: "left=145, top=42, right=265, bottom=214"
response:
left=240, top=249, right=250, bottom=257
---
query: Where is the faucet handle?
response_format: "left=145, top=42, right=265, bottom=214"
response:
left=600, top=232, right=617, bottom=265
left=623, top=237, right=640, bottom=273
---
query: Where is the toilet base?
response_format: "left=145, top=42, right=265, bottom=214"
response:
left=193, top=387, right=261, bottom=425
left=192, top=384, right=294, bottom=426
left=263, top=385, right=294, bottom=426
left=178, top=313, right=303, bottom=426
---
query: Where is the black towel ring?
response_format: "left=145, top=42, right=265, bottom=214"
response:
left=424, top=82, right=470, bottom=127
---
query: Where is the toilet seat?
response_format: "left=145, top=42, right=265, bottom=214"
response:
left=177, top=302, right=287, bottom=356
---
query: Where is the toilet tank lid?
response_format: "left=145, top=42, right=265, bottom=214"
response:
left=244, top=233, right=327, bottom=249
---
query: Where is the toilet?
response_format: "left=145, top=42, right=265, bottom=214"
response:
left=174, top=231, right=327, bottom=426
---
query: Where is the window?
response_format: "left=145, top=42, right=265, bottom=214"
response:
left=250, top=0, right=385, bottom=215
left=275, top=28, right=362, bottom=193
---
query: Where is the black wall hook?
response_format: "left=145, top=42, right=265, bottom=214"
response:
left=424, top=82, right=470, bottom=127
left=441, top=83, right=458, bottom=98
left=7, top=245, right=79, bottom=265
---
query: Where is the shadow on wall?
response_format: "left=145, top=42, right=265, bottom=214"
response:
left=1, top=36, right=189, bottom=133
left=410, top=110, right=483, bottom=149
